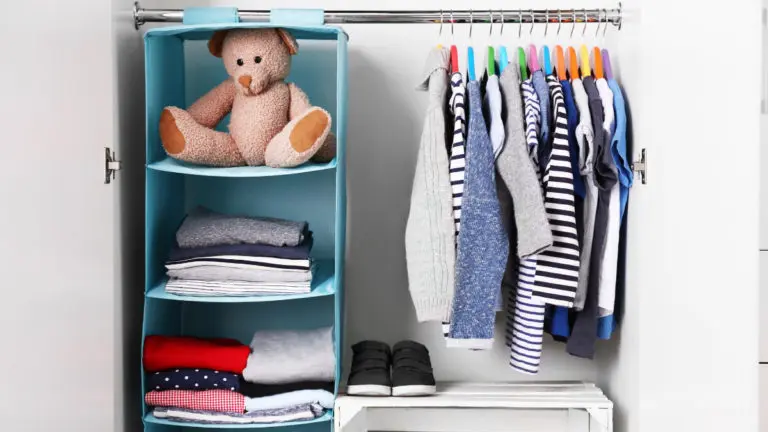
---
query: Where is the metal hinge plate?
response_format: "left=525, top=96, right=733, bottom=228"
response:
left=105, top=147, right=122, bottom=184
left=631, top=148, right=647, bottom=185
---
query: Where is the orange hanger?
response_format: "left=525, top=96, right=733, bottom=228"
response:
left=568, top=46, right=579, bottom=80
left=555, top=46, right=566, bottom=81
left=592, top=47, right=604, bottom=79
left=579, top=44, right=591, bottom=77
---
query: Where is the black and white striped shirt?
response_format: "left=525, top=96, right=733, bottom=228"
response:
left=448, top=72, right=466, bottom=236
left=531, top=76, right=581, bottom=307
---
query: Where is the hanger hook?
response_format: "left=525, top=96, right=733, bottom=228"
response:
left=529, top=9, right=534, bottom=35
left=595, top=10, right=600, bottom=37
left=557, top=9, right=562, bottom=36
left=571, top=10, right=576, bottom=38
left=469, top=9, right=473, bottom=39
left=582, top=9, right=588, bottom=37
left=500, top=9, right=504, bottom=36
left=489, top=9, right=493, bottom=36
left=439, top=9, right=443, bottom=38
left=450, top=9, right=454, bottom=37
left=544, top=9, right=549, bottom=37
left=518, top=10, right=522, bottom=37
left=603, top=9, right=608, bottom=37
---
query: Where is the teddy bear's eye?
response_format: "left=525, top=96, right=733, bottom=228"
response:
left=254, top=56, right=262, bottom=64
left=236, top=58, right=244, bottom=66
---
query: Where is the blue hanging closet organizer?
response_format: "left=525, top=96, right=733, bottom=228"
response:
left=141, top=7, right=347, bottom=431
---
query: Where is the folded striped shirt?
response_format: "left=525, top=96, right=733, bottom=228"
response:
left=166, top=256, right=311, bottom=272
left=166, top=279, right=311, bottom=296
left=167, top=266, right=313, bottom=283
left=153, top=403, right=324, bottom=425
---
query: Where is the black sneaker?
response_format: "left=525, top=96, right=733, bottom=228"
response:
left=391, top=340, right=436, bottom=396
left=347, top=341, right=392, bottom=396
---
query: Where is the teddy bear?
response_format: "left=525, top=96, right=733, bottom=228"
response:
left=159, top=28, right=336, bottom=168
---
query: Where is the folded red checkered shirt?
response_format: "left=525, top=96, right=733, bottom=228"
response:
left=145, top=389, right=245, bottom=413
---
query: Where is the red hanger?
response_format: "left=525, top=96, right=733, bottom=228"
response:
left=450, top=45, right=459, bottom=74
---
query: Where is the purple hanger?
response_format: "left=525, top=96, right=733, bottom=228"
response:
left=602, top=49, right=613, bottom=80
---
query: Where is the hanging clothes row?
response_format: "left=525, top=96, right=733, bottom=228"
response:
left=405, top=40, right=633, bottom=375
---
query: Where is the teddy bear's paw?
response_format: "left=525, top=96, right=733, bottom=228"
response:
left=265, top=107, right=331, bottom=168
left=160, top=108, right=187, bottom=155
left=311, top=132, right=337, bottom=163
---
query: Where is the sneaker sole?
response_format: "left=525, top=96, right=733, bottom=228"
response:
left=347, top=384, right=392, bottom=396
left=392, top=385, right=437, bottom=396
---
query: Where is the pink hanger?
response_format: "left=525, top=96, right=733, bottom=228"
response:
left=528, top=44, right=540, bottom=73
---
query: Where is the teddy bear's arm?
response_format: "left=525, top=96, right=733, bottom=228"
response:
left=187, top=79, right=236, bottom=128
left=287, top=83, right=314, bottom=120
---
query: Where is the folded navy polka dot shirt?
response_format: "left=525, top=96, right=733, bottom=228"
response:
left=148, top=368, right=240, bottom=392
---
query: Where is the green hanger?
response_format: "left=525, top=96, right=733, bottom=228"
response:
left=518, top=47, right=528, bottom=80
left=488, top=46, right=496, bottom=76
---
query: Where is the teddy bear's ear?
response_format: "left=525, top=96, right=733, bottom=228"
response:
left=208, top=30, right=229, bottom=58
left=275, top=29, right=299, bottom=55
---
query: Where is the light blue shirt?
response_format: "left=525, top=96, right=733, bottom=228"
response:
left=245, top=390, right=334, bottom=412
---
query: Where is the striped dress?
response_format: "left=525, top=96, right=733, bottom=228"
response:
left=442, top=71, right=466, bottom=339
left=530, top=77, right=581, bottom=308
left=508, top=78, right=547, bottom=374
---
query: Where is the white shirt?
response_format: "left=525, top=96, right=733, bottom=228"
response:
left=595, top=77, right=620, bottom=317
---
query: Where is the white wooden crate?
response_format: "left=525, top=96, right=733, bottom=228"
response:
left=334, top=382, right=613, bottom=432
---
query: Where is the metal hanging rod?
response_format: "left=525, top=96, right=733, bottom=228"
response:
left=133, top=2, right=622, bottom=30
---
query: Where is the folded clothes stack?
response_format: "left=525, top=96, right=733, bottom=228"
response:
left=166, top=207, right=314, bottom=296
left=143, top=329, right=335, bottom=425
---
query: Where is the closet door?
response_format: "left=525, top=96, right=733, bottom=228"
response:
left=0, top=0, right=118, bottom=430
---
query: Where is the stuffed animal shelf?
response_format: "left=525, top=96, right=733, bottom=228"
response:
left=159, top=28, right=336, bottom=168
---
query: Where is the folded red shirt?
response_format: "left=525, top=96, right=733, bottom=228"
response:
left=143, top=335, right=250, bottom=373
left=145, top=389, right=245, bottom=413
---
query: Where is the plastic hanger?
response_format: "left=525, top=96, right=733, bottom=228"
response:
left=556, top=45, right=566, bottom=81
left=542, top=11, right=552, bottom=76
left=488, top=47, right=496, bottom=76
left=528, top=44, right=540, bottom=73
left=448, top=11, right=459, bottom=73
left=602, top=49, right=613, bottom=80
left=543, top=46, right=552, bottom=75
left=579, top=44, right=591, bottom=77
left=592, top=47, right=604, bottom=79
left=498, top=10, right=508, bottom=73
left=487, top=10, right=495, bottom=76
left=499, top=47, right=508, bottom=73
left=437, top=10, right=444, bottom=49
left=568, top=46, right=579, bottom=80
left=518, top=47, right=528, bottom=80
left=467, top=10, right=476, bottom=81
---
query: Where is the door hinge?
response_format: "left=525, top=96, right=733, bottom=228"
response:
left=631, top=148, right=647, bottom=185
left=105, top=147, right=122, bottom=184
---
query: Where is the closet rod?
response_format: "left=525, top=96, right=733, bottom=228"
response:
left=133, top=2, right=623, bottom=30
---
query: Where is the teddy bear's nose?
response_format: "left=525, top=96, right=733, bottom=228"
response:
left=238, top=75, right=252, bottom=89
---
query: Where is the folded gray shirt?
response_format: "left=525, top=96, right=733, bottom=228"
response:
left=177, top=207, right=307, bottom=248
left=243, top=327, right=335, bottom=385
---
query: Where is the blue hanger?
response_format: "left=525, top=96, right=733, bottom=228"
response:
left=499, top=46, right=508, bottom=73
left=467, top=10, right=476, bottom=81
left=543, top=46, right=552, bottom=75
left=468, top=47, right=476, bottom=81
